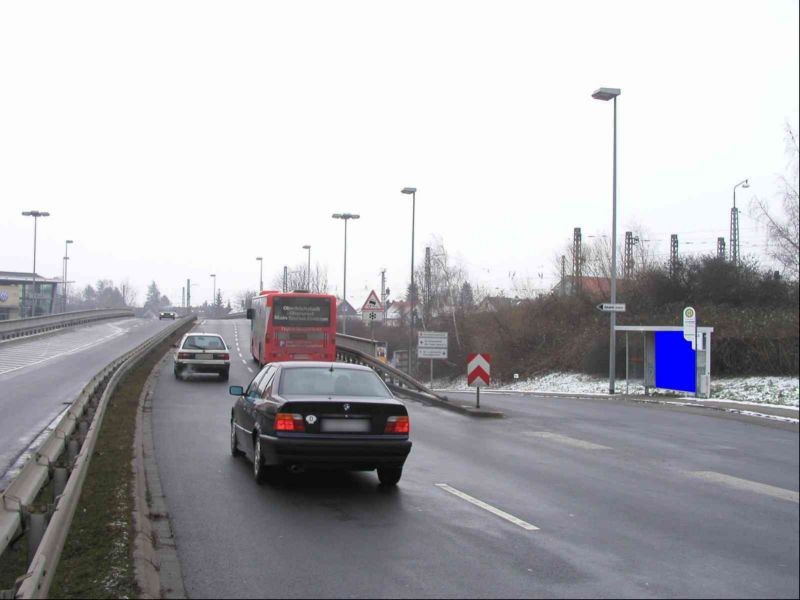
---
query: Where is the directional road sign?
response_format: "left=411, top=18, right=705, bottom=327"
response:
left=597, top=303, right=626, bottom=313
left=467, top=353, right=491, bottom=387
left=418, top=348, right=448, bottom=359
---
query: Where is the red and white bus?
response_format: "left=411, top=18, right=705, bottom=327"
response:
left=247, top=291, right=337, bottom=366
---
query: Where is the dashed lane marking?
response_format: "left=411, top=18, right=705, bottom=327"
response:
left=684, top=471, right=799, bottom=504
left=525, top=431, right=612, bottom=451
left=435, top=483, right=539, bottom=531
left=247, top=367, right=254, bottom=373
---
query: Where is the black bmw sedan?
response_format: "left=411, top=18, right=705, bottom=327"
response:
left=229, top=362, right=412, bottom=486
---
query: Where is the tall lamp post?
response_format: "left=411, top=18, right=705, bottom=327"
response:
left=256, top=257, right=263, bottom=292
left=731, top=179, right=749, bottom=267
left=21, top=210, right=50, bottom=317
left=332, top=213, right=360, bottom=334
left=302, top=245, right=312, bottom=290
left=63, top=239, right=73, bottom=312
left=401, top=187, right=417, bottom=375
left=210, top=273, right=216, bottom=314
left=592, top=87, right=621, bottom=394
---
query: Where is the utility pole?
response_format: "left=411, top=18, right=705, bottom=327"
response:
left=181, top=286, right=185, bottom=309
left=561, top=255, right=566, bottom=296
left=717, top=237, right=726, bottom=260
left=669, top=234, right=679, bottom=278
left=380, top=269, right=387, bottom=308
left=572, top=227, right=582, bottom=294
left=624, top=231, right=638, bottom=278
left=186, top=278, right=191, bottom=311
left=283, top=266, right=288, bottom=293
left=424, top=246, right=432, bottom=327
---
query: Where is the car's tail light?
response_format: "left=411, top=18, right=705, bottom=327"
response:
left=275, top=413, right=305, bottom=432
left=384, top=415, right=409, bottom=434
left=177, top=352, right=192, bottom=359
left=215, top=353, right=230, bottom=360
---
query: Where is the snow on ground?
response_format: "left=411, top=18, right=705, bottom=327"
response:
left=433, top=373, right=799, bottom=408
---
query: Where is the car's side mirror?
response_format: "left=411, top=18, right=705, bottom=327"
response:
left=229, top=385, right=244, bottom=396
left=246, top=308, right=254, bottom=320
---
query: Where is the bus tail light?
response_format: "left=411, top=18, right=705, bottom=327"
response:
left=384, top=416, right=410, bottom=435
left=275, top=413, right=305, bottom=432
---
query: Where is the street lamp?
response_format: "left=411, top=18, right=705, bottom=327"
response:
left=302, top=245, right=311, bottom=291
left=731, top=179, right=749, bottom=266
left=401, top=187, right=417, bottom=375
left=21, top=210, right=50, bottom=317
left=256, top=257, right=263, bottom=292
left=210, top=274, right=216, bottom=313
left=63, top=240, right=73, bottom=312
left=592, top=87, right=621, bottom=394
left=332, top=213, right=360, bottom=334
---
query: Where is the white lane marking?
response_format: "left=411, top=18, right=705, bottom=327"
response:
left=684, top=471, right=799, bottom=504
left=435, top=483, right=539, bottom=531
left=525, top=431, right=611, bottom=451
left=247, top=367, right=254, bottom=373
left=241, top=359, right=247, bottom=364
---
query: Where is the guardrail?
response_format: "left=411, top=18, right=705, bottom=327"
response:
left=0, top=315, right=195, bottom=599
left=336, top=334, right=449, bottom=403
left=0, top=309, right=135, bottom=342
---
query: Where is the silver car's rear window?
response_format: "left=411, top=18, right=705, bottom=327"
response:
left=182, top=335, right=226, bottom=350
left=279, top=368, right=391, bottom=398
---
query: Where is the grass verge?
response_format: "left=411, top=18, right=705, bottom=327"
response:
left=49, top=325, right=190, bottom=599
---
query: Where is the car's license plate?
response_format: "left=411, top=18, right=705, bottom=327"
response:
left=195, top=353, right=213, bottom=360
left=321, top=418, right=370, bottom=433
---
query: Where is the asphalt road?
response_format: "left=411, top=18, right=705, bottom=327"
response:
left=152, top=319, right=799, bottom=599
left=0, top=317, right=175, bottom=487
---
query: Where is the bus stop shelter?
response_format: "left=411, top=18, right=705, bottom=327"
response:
left=615, top=325, right=714, bottom=398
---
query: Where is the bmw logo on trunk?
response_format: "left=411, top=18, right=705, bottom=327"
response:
left=343, top=403, right=350, bottom=412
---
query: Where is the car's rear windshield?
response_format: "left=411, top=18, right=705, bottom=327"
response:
left=279, top=367, right=391, bottom=398
left=182, top=335, right=226, bottom=350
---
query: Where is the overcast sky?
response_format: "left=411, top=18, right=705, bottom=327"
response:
left=1, top=0, right=798, bottom=307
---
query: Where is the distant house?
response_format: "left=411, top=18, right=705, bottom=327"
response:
left=476, top=296, right=521, bottom=313
left=336, top=298, right=359, bottom=321
left=384, top=300, right=409, bottom=327
left=0, top=271, right=63, bottom=319
left=552, top=275, right=621, bottom=299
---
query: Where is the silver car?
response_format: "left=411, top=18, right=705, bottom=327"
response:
left=174, top=333, right=231, bottom=381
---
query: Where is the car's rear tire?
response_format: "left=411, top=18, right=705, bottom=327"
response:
left=173, top=365, right=182, bottom=379
left=253, top=436, right=270, bottom=484
left=377, top=466, right=402, bottom=486
left=230, top=420, right=243, bottom=458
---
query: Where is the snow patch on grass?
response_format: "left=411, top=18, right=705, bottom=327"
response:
left=434, top=373, right=799, bottom=407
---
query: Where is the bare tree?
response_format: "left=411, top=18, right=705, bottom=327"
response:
left=270, top=262, right=329, bottom=293
left=120, top=278, right=138, bottom=307
left=751, top=124, right=800, bottom=279
left=235, top=289, right=258, bottom=311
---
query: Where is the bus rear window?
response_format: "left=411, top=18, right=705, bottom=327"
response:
left=272, top=297, right=331, bottom=327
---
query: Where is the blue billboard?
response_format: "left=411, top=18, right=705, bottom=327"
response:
left=654, top=331, right=696, bottom=393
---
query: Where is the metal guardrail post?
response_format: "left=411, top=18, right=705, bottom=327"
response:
left=24, top=505, right=49, bottom=563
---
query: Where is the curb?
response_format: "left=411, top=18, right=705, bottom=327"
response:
left=133, top=352, right=187, bottom=599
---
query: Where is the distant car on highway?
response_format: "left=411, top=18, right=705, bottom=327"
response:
left=229, top=362, right=412, bottom=486
left=159, top=311, right=177, bottom=320
left=174, top=333, right=231, bottom=381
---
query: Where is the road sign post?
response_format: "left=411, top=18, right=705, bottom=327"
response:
left=419, top=331, right=448, bottom=385
left=467, top=353, right=491, bottom=409
left=361, top=290, right=385, bottom=340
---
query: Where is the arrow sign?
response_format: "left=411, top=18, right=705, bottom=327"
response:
left=467, top=353, right=491, bottom=387
left=597, top=303, right=626, bottom=312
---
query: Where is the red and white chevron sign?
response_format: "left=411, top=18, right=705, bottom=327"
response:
left=467, top=353, right=491, bottom=387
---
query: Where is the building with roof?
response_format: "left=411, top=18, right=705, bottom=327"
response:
left=0, top=271, right=62, bottom=320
